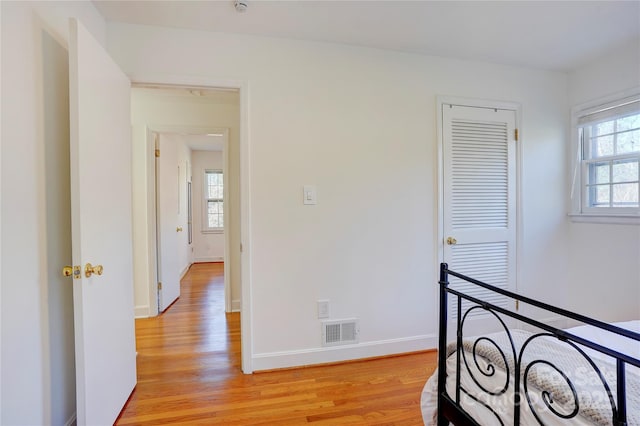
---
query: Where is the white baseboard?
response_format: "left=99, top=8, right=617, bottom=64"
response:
left=134, top=305, right=150, bottom=318
left=194, top=256, right=223, bottom=263
left=65, top=412, right=77, bottom=426
left=251, top=334, right=437, bottom=371
left=231, top=299, right=241, bottom=312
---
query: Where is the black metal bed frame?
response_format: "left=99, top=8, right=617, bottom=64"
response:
left=437, top=262, right=640, bottom=426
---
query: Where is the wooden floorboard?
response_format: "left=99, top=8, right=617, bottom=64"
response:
left=116, top=263, right=436, bottom=425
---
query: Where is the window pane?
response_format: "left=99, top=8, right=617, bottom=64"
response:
left=205, top=172, right=224, bottom=228
left=207, top=201, right=224, bottom=228
left=207, top=174, right=214, bottom=197
left=208, top=173, right=218, bottom=186
left=208, top=213, right=217, bottom=228
left=616, top=129, right=640, bottom=154
left=206, top=172, right=223, bottom=199
left=592, top=185, right=610, bottom=207
left=616, top=113, right=640, bottom=132
left=612, top=183, right=639, bottom=205
left=594, top=120, right=614, bottom=136
left=591, top=135, right=614, bottom=157
left=612, top=160, right=639, bottom=183
left=592, top=162, right=610, bottom=184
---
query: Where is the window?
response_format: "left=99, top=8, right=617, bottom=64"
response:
left=576, top=94, right=640, bottom=218
left=204, top=170, right=223, bottom=231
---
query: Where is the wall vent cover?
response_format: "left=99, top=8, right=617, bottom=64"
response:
left=321, top=319, right=359, bottom=346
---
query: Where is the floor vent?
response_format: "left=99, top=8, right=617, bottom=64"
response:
left=322, top=319, right=359, bottom=346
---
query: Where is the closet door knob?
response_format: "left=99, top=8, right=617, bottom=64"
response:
left=446, top=237, right=457, bottom=245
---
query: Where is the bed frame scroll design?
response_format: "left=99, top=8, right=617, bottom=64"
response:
left=437, top=262, right=640, bottom=426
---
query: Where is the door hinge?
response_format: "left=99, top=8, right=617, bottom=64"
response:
left=515, top=299, right=519, bottom=311
left=158, top=281, right=162, bottom=290
left=514, top=128, right=519, bottom=142
left=155, top=149, right=160, bottom=157
left=240, top=243, right=243, bottom=253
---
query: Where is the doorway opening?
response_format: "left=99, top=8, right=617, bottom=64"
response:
left=129, top=84, right=247, bottom=368
left=152, top=127, right=232, bottom=313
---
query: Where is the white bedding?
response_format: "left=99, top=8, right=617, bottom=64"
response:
left=421, top=320, right=640, bottom=426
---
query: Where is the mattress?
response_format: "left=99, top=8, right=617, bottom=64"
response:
left=421, top=320, right=640, bottom=426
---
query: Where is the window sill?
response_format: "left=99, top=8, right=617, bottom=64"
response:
left=568, top=213, right=640, bottom=225
left=202, top=229, right=224, bottom=234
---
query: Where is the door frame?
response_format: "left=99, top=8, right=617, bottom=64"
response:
left=436, top=96, right=523, bottom=320
left=132, top=75, right=253, bottom=374
left=148, top=126, right=232, bottom=313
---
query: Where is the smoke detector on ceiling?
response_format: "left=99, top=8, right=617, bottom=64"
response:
left=234, top=1, right=248, bottom=13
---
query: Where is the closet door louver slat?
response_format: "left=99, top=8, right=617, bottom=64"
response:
left=451, top=120, right=509, bottom=230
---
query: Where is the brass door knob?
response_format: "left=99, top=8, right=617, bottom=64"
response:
left=176, top=226, right=183, bottom=232
left=446, top=237, right=457, bottom=245
left=63, top=266, right=73, bottom=277
left=63, top=265, right=81, bottom=279
left=85, top=263, right=104, bottom=278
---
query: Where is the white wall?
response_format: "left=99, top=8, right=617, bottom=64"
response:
left=108, top=23, right=570, bottom=370
left=1, top=2, right=106, bottom=424
left=130, top=89, right=240, bottom=317
left=192, top=150, right=225, bottom=262
left=566, top=38, right=640, bottom=321
left=569, top=38, right=640, bottom=105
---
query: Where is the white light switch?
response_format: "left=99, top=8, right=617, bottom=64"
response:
left=317, top=299, right=329, bottom=319
left=303, top=185, right=317, bottom=205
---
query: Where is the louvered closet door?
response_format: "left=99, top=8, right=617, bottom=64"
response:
left=442, top=103, right=517, bottom=334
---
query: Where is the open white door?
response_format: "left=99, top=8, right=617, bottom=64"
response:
left=156, top=134, right=181, bottom=312
left=68, top=18, right=136, bottom=425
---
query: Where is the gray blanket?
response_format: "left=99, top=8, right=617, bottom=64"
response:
left=446, top=329, right=639, bottom=425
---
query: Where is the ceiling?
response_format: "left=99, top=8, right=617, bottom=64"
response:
left=186, top=134, right=224, bottom=152
left=94, top=0, right=640, bottom=72
left=132, top=86, right=237, bottom=151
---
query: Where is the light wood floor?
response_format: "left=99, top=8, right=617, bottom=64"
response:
left=116, top=263, right=437, bottom=425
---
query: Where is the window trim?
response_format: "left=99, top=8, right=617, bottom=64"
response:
left=203, top=169, right=224, bottom=233
left=570, top=88, right=640, bottom=225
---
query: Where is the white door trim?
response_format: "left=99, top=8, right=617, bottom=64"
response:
left=131, top=75, right=253, bottom=374
left=436, top=95, right=523, bottom=303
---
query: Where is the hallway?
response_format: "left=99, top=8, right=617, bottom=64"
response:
left=116, top=262, right=434, bottom=425
left=117, top=263, right=242, bottom=424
